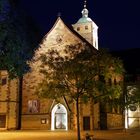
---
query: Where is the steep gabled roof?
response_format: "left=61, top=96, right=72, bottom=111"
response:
left=41, top=17, right=98, bottom=54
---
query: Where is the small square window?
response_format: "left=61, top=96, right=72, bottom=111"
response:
left=85, top=26, right=88, bottom=30
left=77, top=27, right=80, bottom=31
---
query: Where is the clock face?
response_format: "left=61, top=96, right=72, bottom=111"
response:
left=56, top=35, right=62, bottom=43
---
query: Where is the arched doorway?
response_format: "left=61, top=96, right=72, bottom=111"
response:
left=51, top=103, right=68, bottom=130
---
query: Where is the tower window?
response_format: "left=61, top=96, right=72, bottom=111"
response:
left=77, top=27, right=80, bottom=31
left=85, top=26, right=88, bottom=30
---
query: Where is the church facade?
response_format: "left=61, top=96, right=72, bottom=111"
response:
left=0, top=1, right=123, bottom=130
left=21, top=3, right=100, bottom=130
left=21, top=2, right=123, bottom=131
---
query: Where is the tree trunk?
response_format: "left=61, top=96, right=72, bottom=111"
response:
left=17, top=76, right=23, bottom=130
left=76, top=98, right=81, bottom=140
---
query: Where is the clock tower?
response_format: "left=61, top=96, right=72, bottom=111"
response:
left=73, top=0, right=98, bottom=50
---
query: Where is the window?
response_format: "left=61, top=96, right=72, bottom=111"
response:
left=28, top=100, right=40, bottom=113
left=114, top=79, right=117, bottom=85
left=85, top=26, right=88, bottom=30
left=77, top=27, right=80, bottom=31
left=1, top=78, right=7, bottom=85
left=0, top=115, right=6, bottom=128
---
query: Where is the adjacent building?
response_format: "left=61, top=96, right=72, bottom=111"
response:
left=112, top=49, right=140, bottom=129
left=0, top=70, right=19, bottom=130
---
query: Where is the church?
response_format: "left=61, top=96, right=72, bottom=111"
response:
left=0, top=1, right=123, bottom=130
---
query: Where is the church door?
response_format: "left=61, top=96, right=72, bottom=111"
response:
left=83, top=116, right=90, bottom=130
left=55, top=113, right=66, bottom=129
left=51, top=104, right=68, bottom=130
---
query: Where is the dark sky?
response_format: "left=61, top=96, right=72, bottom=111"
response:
left=19, top=0, right=140, bottom=51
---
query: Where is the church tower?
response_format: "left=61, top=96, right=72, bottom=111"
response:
left=73, top=0, right=98, bottom=50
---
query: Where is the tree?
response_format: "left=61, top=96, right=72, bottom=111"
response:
left=125, top=83, right=140, bottom=111
left=0, top=0, right=41, bottom=129
left=36, top=44, right=124, bottom=140
left=0, top=0, right=40, bottom=77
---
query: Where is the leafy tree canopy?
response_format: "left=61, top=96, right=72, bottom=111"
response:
left=0, top=0, right=40, bottom=78
left=126, top=84, right=140, bottom=107
left=36, top=44, right=124, bottom=102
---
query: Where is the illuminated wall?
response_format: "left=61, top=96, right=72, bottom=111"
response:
left=125, top=85, right=140, bottom=128
left=0, top=70, right=19, bottom=130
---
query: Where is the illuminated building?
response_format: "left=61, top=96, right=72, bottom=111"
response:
left=0, top=1, right=123, bottom=130
left=0, top=71, right=19, bottom=130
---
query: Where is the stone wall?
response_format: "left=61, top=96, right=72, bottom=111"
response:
left=21, top=17, right=90, bottom=130
left=94, top=103, right=100, bottom=129
left=0, top=70, right=19, bottom=130
left=22, top=114, right=50, bottom=129
left=107, top=113, right=123, bottom=129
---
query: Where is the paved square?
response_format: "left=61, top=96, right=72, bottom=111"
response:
left=0, top=130, right=140, bottom=140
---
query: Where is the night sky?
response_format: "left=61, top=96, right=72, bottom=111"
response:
left=19, top=0, right=140, bottom=51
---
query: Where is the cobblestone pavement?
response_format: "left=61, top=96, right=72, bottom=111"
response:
left=0, top=129, right=140, bottom=140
